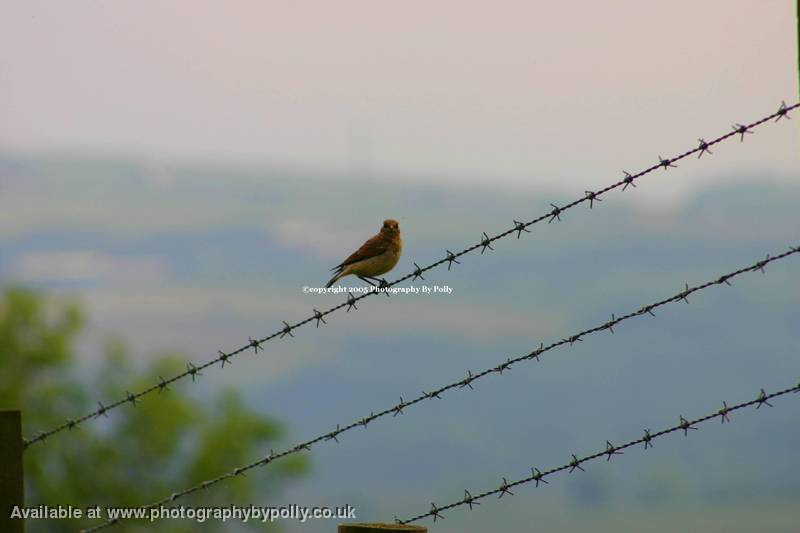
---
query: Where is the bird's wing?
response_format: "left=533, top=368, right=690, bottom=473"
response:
left=332, top=234, right=390, bottom=270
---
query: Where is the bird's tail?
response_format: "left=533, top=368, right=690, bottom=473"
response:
left=325, top=271, right=342, bottom=288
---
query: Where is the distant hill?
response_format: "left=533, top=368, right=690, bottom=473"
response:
left=1, top=152, right=798, bottom=532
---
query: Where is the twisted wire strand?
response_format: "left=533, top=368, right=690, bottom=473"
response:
left=24, top=100, right=798, bottom=449
left=79, top=244, right=799, bottom=532
left=397, top=383, right=800, bottom=524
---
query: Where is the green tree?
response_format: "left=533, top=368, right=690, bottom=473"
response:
left=0, top=287, right=309, bottom=532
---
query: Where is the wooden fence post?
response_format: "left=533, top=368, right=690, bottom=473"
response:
left=0, top=410, right=24, bottom=533
left=339, top=523, right=427, bottom=533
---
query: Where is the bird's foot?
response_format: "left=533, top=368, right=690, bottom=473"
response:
left=358, top=276, right=377, bottom=287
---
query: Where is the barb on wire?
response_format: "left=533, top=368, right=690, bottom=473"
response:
left=397, top=383, right=800, bottom=524
left=26, top=100, right=798, bottom=450
left=79, top=245, right=800, bottom=532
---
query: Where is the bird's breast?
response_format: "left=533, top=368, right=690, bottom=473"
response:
left=343, top=236, right=402, bottom=277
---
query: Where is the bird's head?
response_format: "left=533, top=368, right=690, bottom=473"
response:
left=381, top=219, right=400, bottom=236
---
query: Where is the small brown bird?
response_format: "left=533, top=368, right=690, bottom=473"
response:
left=325, top=219, right=403, bottom=288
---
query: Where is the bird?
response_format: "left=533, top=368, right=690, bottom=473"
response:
left=325, top=219, right=403, bottom=288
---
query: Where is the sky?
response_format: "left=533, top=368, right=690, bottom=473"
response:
left=1, top=0, right=798, bottom=207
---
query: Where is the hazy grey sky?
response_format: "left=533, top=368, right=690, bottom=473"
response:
left=1, top=1, right=797, bottom=198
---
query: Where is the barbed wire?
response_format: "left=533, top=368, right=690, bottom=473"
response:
left=397, top=382, right=800, bottom=524
left=79, top=244, right=799, bottom=532
left=23, top=100, right=798, bottom=450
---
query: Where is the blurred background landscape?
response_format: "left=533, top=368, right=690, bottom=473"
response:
left=1, top=154, right=797, bottom=532
left=1, top=1, right=798, bottom=532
